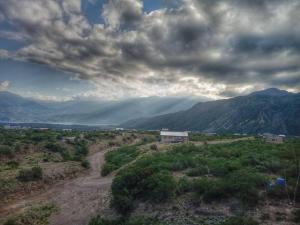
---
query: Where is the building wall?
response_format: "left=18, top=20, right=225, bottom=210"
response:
left=265, top=136, right=284, bottom=144
left=161, top=135, right=188, bottom=143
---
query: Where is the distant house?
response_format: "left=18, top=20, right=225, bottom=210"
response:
left=4, top=125, right=22, bottom=129
left=160, top=131, right=189, bottom=143
left=63, top=129, right=72, bottom=132
left=263, top=133, right=284, bottom=144
left=62, top=136, right=76, bottom=143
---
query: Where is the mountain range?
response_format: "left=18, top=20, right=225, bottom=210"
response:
left=1, top=88, right=299, bottom=135
left=0, top=91, right=202, bottom=125
left=122, top=88, right=300, bottom=135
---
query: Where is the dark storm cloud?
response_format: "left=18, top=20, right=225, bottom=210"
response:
left=0, top=0, right=300, bottom=98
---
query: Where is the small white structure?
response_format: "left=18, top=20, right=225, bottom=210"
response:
left=63, top=129, right=72, bottom=132
left=62, top=136, right=76, bottom=143
left=263, top=133, right=284, bottom=144
left=160, top=131, right=189, bottom=143
left=4, top=125, right=22, bottom=129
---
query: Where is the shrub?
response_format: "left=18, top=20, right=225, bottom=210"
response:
left=192, top=170, right=266, bottom=206
left=111, top=158, right=176, bottom=214
left=6, top=160, right=19, bottom=169
left=111, top=192, right=135, bottom=215
left=227, top=170, right=266, bottom=206
left=17, top=166, right=43, bottom=182
left=150, top=144, right=158, bottom=151
left=202, top=179, right=231, bottom=202
left=172, top=157, right=196, bottom=171
left=218, top=216, right=259, bottom=225
left=193, top=178, right=215, bottom=195
left=186, top=166, right=207, bottom=177
left=81, top=159, right=90, bottom=168
left=74, top=142, right=88, bottom=157
left=176, top=177, right=192, bottom=195
left=3, top=204, right=58, bottom=225
left=0, top=146, right=13, bottom=157
left=101, top=146, right=139, bottom=176
left=44, top=143, right=64, bottom=153
left=101, top=163, right=117, bottom=176
left=89, top=216, right=164, bottom=225
left=144, top=171, right=176, bottom=201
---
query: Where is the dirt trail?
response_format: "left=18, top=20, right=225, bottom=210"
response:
left=0, top=142, right=113, bottom=225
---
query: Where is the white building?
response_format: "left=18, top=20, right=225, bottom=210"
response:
left=263, top=133, right=284, bottom=144
left=160, top=131, right=189, bottom=143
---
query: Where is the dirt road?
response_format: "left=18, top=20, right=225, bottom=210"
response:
left=48, top=147, right=113, bottom=225
left=0, top=143, right=113, bottom=225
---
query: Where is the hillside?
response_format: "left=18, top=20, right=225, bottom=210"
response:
left=0, top=92, right=51, bottom=122
left=122, top=88, right=300, bottom=135
left=0, top=92, right=202, bottom=124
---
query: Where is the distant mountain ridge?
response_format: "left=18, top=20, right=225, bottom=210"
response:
left=122, top=88, right=300, bottom=135
left=0, top=91, right=202, bottom=125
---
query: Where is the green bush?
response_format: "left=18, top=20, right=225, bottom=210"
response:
left=192, top=170, right=266, bottom=206
left=44, top=143, right=64, bottom=153
left=218, top=216, right=259, bottom=225
left=81, top=159, right=90, bottom=168
left=111, top=192, right=135, bottom=215
left=144, top=171, right=176, bottom=201
left=3, top=204, right=58, bottom=225
left=74, top=142, right=88, bottom=157
left=17, top=166, right=43, bottom=182
left=89, top=216, right=164, bottom=225
left=101, top=163, right=118, bottom=176
left=111, top=157, right=177, bottom=214
left=101, top=146, right=139, bottom=176
left=6, top=160, right=19, bottom=169
left=150, top=144, right=158, bottom=150
left=186, top=166, right=207, bottom=177
left=176, top=177, right=192, bottom=195
left=0, top=146, right=13, bottom=157
left=202, top=179, right=231, bottom=202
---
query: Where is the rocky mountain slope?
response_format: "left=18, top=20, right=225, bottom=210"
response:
left=122, top=88, right=300, bottom=135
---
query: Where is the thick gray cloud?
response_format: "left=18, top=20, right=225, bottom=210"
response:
left=0, top=0, right=300, bottom=99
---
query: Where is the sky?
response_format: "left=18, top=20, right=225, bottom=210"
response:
left=0, top=0, right=300, bottom=101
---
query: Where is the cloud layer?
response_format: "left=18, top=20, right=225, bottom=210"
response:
left=0, top=0, right=300, bottom=98
left=0, top=80, right=10, bottom=91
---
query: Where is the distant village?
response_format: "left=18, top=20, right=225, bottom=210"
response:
left=1, top=123, right=289, bottom=145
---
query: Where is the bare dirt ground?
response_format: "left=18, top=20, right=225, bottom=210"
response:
left=0, top=142, right=114, bottom=225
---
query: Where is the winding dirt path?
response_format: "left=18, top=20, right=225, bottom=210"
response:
left=0, top=142, right=114, bottom=225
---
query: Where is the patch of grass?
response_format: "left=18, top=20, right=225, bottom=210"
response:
left=3, top=204, right=59, bottom=225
